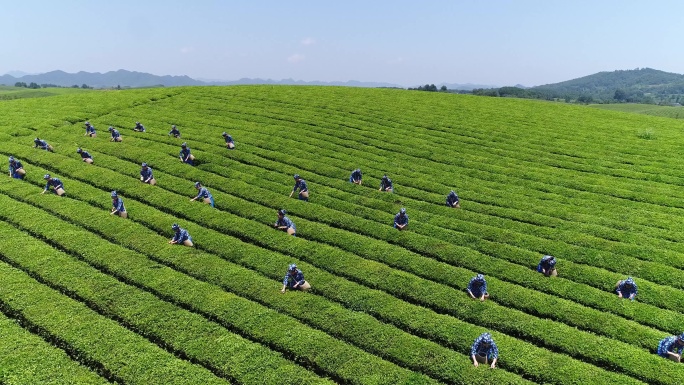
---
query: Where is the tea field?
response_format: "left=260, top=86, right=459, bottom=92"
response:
left=1, top=85, right=684, bottom=384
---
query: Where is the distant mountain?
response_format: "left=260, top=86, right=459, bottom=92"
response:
left=4, top=70, right=35, bottom=77
left=207, top=78, right=403, bottom=88
left=529, top=68, right=684, bottom=102
left=469, top=68, right=684, bottom=104
left=0, top=70, right=201, bottom=88
left=0, top=70, right=404, bottom=89
left=439, top=82, right=500, bottom=91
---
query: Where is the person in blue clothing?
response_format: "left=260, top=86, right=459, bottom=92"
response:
left=41, top=174, right=65, bottom=196
left=33, top=137, right=54, bottom=152
left=616, top=277, right=638, bottom=300
left=394, top=208, right=409, bottom=231
left=76, top=147, right=94, bottom=164
left=537, top=255, right=557, bottom=277
left=140, top=162, right=157, bottom=185
left=222, top=132, right=235, bottom=149
left=84, top=121, right=96, bottom=137
left=467, top=274, right=490, bottom=301
left=379, top=174, right=393, bottom=192
left=274, top=209, right=296, bottom=236
left=349, top=168, right=363, bottom=185
left=179, top=142, right=194, bottom=165
left=446, top=190, right=460, bottom=208
left=108, top=126, right=122, bottom=142
left=110, top=191, right=127, bottom=218
left=168, top=223, right=193, bottom=246
left=133, top=121, right=146, bottom=132
left=190, top=182, right=214, bottom=207
left=658, top=333, right=684, bottom=362
left=289, top=174, right=309, bottom=201
left=280, top=263, right=311, bottom=293
left=8, top=156, right=25, bottom=179
left=471, top=332, right=498, bottom=368
left=168, top=124, right=181, bottom=138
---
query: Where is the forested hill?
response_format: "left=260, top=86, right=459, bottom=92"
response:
left=473, top=68, right=684, bottom=104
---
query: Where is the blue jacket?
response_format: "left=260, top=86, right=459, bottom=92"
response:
left=79, top=150, right=93, bottom=160
left=179, top=147, right=192, bottom=161
left=195, top=187, right=213, bottom=200
left=380, top=177, right=393, bottom=191
left=616, top=280, right=638, bottom=298
left=283, top=269, right=306, bottom=288
left=169, top=128, right=181, bottom=137
left=658, top=336, right=684, bottom=358
left=45, top=178, right=63, bottom=190
left=349, top=169, right=362, bottom=183
left=85, top=125, right=96, bottom=134
left=9, top=160, right=23, bottom=174
left=134, top=123, right=145, bottom=132
left=536, top=255, right=556, bottom=273
left=467, top=277, right=488, bottom=296
left=110, top=129, right=121, bottom=139
left=471, top=334, right=499, bottom=359
left=34, top=139, right=49, bottom=150
left=446, top=191, right=459, bottom=206
left=172, top=228, right=192, bottom=243
left=140, top=167, right=154, bottom=182
left=275, top=216, right=296, bottom=231
left=394, top=212, right=408, bottom=226
left=112, top=197, right=126, bottom=213
left=292, top=179, right=308, bottom=193
left=224, top=134, right=233, bottom=143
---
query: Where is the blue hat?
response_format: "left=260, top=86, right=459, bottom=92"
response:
left=43, top=174, right=51, bottom=179
left=8, top=156, right=14, bottom=162
left=85, top=121, right=90, bottom=125
left=400, top=208, right=406, bottom=214
left=181, top=142, right=187, bottom=147
left=625, top=277, right=635, bottom=286
left=481, top=332, right=493, bottom=344
left=108, top=126, right=113, bottom=131
left=294, top=174, right=300, bottom=179
left=172, top=124, right=176, bottom=128
left=172, top=223, right=180, bottom=230
left=222, top=132, right=227, bottom=136
left=476, top=274, right=485, bottom=281
left=194, top=182, right=201, bottom=188
left=141, top=162, right=148, bottom=167
left=136, top=121, right=140, bottom=124
left=111, top=191, right=118, bottom=198
left=679, top=333, right=684, bottom=341
left=76, top=148, right=82, bottom=153
left=278, top=209, right=286, bottom=215
left=288, top=263, right=297, bottom=271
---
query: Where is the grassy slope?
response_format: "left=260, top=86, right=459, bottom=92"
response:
left=591, top=103, right=684, bottom=119
left=1, top=86, right=684, bottom=384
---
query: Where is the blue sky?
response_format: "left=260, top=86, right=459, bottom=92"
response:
left=2, top=0, right=682, bottom=87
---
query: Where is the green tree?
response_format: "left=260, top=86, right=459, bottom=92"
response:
left=28, top=82, right=40, bottom=89
left=613, top=89, right=627, bottom=102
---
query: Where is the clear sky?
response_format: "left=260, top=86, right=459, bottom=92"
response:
left=2, top=0, right=682, bottom=87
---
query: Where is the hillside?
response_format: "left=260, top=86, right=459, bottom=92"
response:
left=1, top=86, right=684, bottom=384
left=471, top=68, right=684, bottom=104
left=532, top=68, right=684, bottom=103
left=0, top=70, right=403, bottom=88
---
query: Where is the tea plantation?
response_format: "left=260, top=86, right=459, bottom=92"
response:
left=1, top=85, right=683, bottom=384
